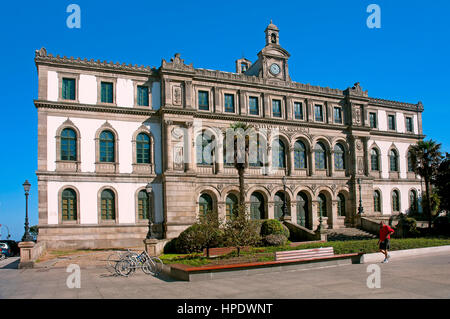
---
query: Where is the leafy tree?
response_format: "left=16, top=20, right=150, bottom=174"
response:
left=410, top=139, right=443, bottom=230
left=29, top=225, right=38, bottom=241
left=197, top=209, right=223, bottom=258
left=223, top=205, right=261, bottom=257
left=434, top=152, right=450, bottom=212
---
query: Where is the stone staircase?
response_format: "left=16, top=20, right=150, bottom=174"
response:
left=323, top=227, right=377, bottom=241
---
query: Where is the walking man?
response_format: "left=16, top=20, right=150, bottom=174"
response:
left=378, top=221, right=395, bottom=263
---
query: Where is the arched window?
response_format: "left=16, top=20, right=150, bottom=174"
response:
left=199, top=193, right=213, bottom=217
left=138, top=190, right=150, bottom=220
left=318, top=193, right=327, bottom=217
left=389, top=149, right=398, bottom=172
left=407, top=151, right=414, bottom=172
left=274, top=191, right=286, bottom=219
left=136, top=133, right=150, bottom=164
left=315, top=142, right=327, bottom=170
left=100, top=131, right=115, bottom=162
left=392, top=190, right=400, bottom=212
left=101, top=189, right=115, bottom=220
left=294, top=140, right=307, bottom=169
left=409, top=190, right=418, bottom=213
left=334, top=143, right=345, bottom=170
left=272, top=139, right=286, bottom=168
left=61, top=128, right=77, bottom=161
left=337, top=193, right=346, bottom=216
left=61, top=188, right=77, bottom=221
left=196, top=132, right=214, bottom=165
left=250, top=192, right=265, bottom=220
left=225, top=194, right=239, bottom=220
left=371, top=149, right=380, bottom=171
left=249, top=135, right=267, bottom=167
left=374, top=190, right=381, bottom=212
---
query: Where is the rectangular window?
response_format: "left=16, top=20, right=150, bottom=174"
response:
left=249, top=97, right=259, bottom=115
left=334, top=107, right=342, bottom=124
left=272, top=99, right=281, bottom=117
left=388, top=115, right=396, bottom=130
left=369, top=112, right=377, bottom=128
left=62, top=78, right=76, bottom=100
left=198, top=91, right=209, bottom=110
left=314, top=105, right=323, bottom=122
left=294, top=102, right=303, bottom=120
left=101, top=82, right=114, bottom=103
left=137, top=85, right=149, bottom=106
left=224, top=94, right=235, bottom=113
left=406, top=117, right=413, bottom=132
left=241, top=63, right=248, bottom=72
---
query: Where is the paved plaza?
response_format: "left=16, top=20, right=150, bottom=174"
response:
left=0, top=252, right=449, bottom=299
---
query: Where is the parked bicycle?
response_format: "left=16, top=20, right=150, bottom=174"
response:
left=106, top=249, right=163, bottom=277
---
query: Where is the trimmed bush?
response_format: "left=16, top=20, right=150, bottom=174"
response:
left=262, top=234, right=288, bottom=246
left=260, top=219, right=290, bottom=238
left=174, top=224, right=223, bottom=254
left=163, top=238, right=178, bottom=254
left=395, top=216, right=420, bottom=238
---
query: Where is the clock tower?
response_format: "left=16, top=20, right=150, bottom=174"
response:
left=245, top=21, right=291, bottom=81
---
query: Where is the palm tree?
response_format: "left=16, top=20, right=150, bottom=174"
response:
left=228, top=122, right=253, bottom=209
left=410, top=139, right=443, bottom=230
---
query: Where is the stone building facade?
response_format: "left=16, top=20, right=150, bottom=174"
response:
left=34, top=22, right=424, bottom=248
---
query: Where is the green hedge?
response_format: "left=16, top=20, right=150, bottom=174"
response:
left=260, top=219, right=290, bottom=238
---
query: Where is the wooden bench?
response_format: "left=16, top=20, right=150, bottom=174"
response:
left=275, top=247, right=335, bottom=262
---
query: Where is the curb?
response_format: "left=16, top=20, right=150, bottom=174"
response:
left=361, top=245, right=450, bottom=263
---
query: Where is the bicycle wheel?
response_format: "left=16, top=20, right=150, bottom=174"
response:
left=115, top=259, right=133, bottom=277
left=151, top=257, right=163, bottom=275
left=142, top=259, right=155, bottom=275
left=106, top=252, right=122, bottom=274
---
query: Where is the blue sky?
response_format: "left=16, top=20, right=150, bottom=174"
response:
left=0, top=0, right=449, bottom=240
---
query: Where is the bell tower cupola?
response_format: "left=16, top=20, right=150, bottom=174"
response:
left=265, top=20, right=280, bottom=46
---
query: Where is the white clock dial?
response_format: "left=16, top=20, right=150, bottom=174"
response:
left=270, top=63, right=281, bottom=75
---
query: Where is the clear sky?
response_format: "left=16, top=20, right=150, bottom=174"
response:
left=0, top=0, right=449, bottom=240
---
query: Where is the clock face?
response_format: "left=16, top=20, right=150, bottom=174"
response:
left=269, top=63, right=281, bottom=75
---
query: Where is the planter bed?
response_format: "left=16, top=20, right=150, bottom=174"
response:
left=168, top=252, right=363, bottom=281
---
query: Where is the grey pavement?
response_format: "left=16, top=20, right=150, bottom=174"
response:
left=0, top=253, right=450, bottom=299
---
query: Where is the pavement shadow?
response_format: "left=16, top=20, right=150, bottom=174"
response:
left=0, top=258, right=20, bottom=269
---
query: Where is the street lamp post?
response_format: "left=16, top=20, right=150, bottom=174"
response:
left=358, top=178, right=364, bottom=215
left=22, top=180, right=33, bottom=242
left=145, top=183, right=155, bottom=239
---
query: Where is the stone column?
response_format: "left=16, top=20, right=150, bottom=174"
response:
left=185, top=122, right=194, bottom=172
left=286, top=96, right=292, bottom=120
left=217, top=141, right=224, bottom=174
left=239, top=90, right=246, bottom=115
left=164, top=120, right=173, bottom=171
left=268, top=202, right=275, bottom=219
left=214, top=86, right=221, bottom=113
left=184, top=80, right=193, bottom=109
left=330, top=200, right=339, bottom=229
left=263, top=93, right=270, bottom=117
left=288, top=145, right=294, bottom=176
left=311, top=200, right=319, bottom=230
left=329, top=150, right=335, bottom=177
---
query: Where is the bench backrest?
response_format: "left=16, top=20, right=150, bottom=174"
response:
left=275, top=247, right=334, bottom=261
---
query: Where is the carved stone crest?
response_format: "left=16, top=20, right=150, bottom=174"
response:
left=173, top=146, right=184, bottom=170
left=172, top=86, right=182, bottom=106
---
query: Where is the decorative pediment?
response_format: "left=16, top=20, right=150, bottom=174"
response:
left=161, top=53, right=194, bottom=72
left=344, top=82, right=368, bottom=97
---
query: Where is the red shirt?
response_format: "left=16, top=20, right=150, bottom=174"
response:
left=379, top=225, right=394, bottom=242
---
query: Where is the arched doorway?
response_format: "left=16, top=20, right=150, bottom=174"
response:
left=250, top=192, right=265, bottom=220
left=274, top=191, right=285, bottom=220
left=296, top=192, right=309, bottom=228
